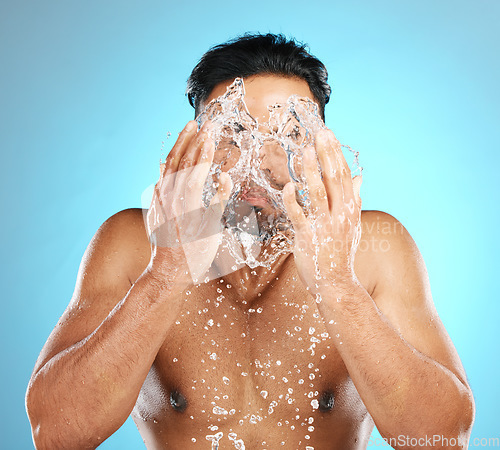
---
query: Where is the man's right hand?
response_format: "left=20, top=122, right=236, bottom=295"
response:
left=146, top=120, right=233, bottom=290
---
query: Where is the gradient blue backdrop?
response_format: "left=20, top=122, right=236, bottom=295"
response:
left=1, top=0, right=498, bottom=448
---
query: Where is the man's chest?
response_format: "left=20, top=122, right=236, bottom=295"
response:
left=132, top=275, right=373, bottom=449
left=144, top=280, right=351, bottom=418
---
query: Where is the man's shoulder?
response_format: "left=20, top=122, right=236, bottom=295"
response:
left=96, top=208, right=149, bottom=250
left=102, top=207, right=147, bottom=231
left=86, top=208, right=151, bottom=284
left=360, top=210, right=405, bottom=237
left=358, top=209, right=428, bottom=305
left=357, top=210, right=421, bottom=293
left=360, top=209, right=413, bottom=254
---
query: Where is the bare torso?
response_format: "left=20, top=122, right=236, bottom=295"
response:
left=26, top=72, right=473, bottom=450
left=130, top=209, right=378, bottom=449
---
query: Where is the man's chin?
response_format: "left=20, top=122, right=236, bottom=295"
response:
left=222, top=222, right=272, bottom=242
left=222, top=195, right=289, bottom=239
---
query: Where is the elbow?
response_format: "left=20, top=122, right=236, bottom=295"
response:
left=30, top=422, right=88, bottom=450
left=26, top=381, right=47, bottom=449
left=26, top=381, right=99, bottom=450
left=428, top=383, right=475, bottom=449
left=377, top=383, right=475, bottom=450
left=26, top=384, right=60, bottom=450
left=28, top=417, right=100, bottom=450
left=30, top=423, right=57, bottom=450
left=26, top=398, right=55, bottom=450
left=26, top=378, right=55, bottom=449
left=454, top=384, right=475, bottom=447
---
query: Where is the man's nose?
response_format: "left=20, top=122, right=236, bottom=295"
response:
left=257, top=140, right=292, bottom=189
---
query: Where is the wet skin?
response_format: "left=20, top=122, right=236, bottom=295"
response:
left=133, top=248, right=375, bottom=448
left=132, top=77, right=467, bottom=447
left=134, top=76, right=376, bottom=448
left=27, top=76, right=473, bottom=449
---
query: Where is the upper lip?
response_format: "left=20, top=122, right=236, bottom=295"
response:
left=241, top=186, right=267, bottom=198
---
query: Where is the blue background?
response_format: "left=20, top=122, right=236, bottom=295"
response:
left=1, top=0, right=498, bottom=448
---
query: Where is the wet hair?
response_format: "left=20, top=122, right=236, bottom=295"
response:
left=186, top=33, right=331, bottom=120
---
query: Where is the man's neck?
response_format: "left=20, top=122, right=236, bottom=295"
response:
left=212, top=250, right=293, bottom=305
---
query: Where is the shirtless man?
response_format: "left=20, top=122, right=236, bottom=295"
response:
left=26, top=34, right=474, bottom=449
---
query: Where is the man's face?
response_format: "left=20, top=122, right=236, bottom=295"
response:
left=201, top=75, right=320, bottom=215
left=203, top=74, right=317, bottom=123
left=197, top=74, right=324, bottom=269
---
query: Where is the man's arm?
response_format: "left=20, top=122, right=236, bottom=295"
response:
left=320, top=211, right=475, bottom=449
left=25, top=209, right=185, bottom=449
left=283, top=129, right=474, bottom=449
left=26, top=119, right=229, bottom=449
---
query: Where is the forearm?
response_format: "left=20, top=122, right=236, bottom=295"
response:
left=318, top=281, right=474, bottom=447
left=27, top=270, right=183, bottom=449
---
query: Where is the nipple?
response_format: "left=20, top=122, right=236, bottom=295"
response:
left=169, top=390, right=188, bottom=412
left=318, top=391, right=335, bottom=412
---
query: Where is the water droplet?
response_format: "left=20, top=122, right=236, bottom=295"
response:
left=213, top=406, right=228, bottom=415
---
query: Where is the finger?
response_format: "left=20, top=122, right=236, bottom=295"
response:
left=209, top=172, right=233, bottom=213
left=302, top=146, right=329, bottom=217
left=158, top=122, right=197, bottom=217
left=157, top=142, right=178, bottom=209
left=164, top=121, right=198, bottom=176
left=158, top=121, right=203, bottom=235
left=283, top=182, right=308, bottom=233
left=149, top=185, right=182, bottom=248
left=146, top=186, right=165, bottom=236
left=200, top=172, right=233, bottom=238
left=326, top=131, right=358, bottom=216
left=185, top=139, right=216, bottom=207
left=156, top=165, right=177, bottom=222
left=315, top=130, right=342, bottom=213
left=173, top=122, right=213, bottom=212
left=327, top=130, right=351, bottom=175
left=177, top=120, right=213, bottom=172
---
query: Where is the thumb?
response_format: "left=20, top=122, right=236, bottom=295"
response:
left=198, top=173, right=233, bottom=239
left=209, top=172, right=233, bottom=215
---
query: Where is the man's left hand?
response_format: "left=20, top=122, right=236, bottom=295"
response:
left=283, top=129, right=363, bottom=298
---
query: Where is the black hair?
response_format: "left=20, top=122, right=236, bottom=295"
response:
left=186, top=33, right=331, bottom=120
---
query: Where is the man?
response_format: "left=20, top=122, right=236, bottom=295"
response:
left=26, top=34, right=474, bottom=449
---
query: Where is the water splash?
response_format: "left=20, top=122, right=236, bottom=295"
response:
left=197, top=78, right=361, bottom=269
left=206, top=431, right=224, bottom=449
left=228, top=432, right=246, bottom=449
